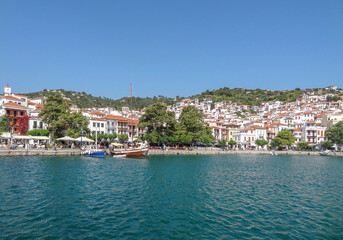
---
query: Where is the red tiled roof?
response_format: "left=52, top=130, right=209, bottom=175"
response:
left=101, top=115, right=126, bottom=121
left=91, top=111, right=105, bottom=115
left=3, top=102, right=27, bottom=109
left=128, top=119, right=139, bottom=125
left=240, top=127, right=254, bottom=131
left=91, top=117, right=106, bottom=121
left=1, top=96, right=22, bottom=101
left=36, top=104, right=44, bottom=111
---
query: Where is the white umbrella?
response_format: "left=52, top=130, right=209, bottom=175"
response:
left=75, top=136, right=94, bottom=143
left=56, top=136, right=77, bottom=141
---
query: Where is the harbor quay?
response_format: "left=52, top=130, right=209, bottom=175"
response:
left=0, top=148, right=342, bottom=157
left=0, top=149, right=81, bottom=157
left=149, top=149, right=343, bottom=156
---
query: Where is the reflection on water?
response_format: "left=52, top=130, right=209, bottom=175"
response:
left=0, top=155, right=343, bottom=239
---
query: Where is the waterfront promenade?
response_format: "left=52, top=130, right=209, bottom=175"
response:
left=0, top=149, right=81, bottom=157
left=149, top=149, right=343, bottom=156
left=0, top=148, right=341, bottom=157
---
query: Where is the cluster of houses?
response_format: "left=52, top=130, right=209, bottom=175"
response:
left=167, top=86, right=341, bottom=149
left=1, top=84, right=342, bottom=150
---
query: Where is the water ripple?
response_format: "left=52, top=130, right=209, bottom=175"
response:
left=1, top=155, right=343, bottom=239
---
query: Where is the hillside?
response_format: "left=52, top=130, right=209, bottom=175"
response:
left=23, top=89, right=176, bottom=110
left=191, top=87, right=342, bottom=106
left=22, top=87, right=342, bottom=109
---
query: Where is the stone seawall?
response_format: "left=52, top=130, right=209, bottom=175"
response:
left=149, top=149, right=343, bottom=157
left=0, top=149, right=81, bottom=157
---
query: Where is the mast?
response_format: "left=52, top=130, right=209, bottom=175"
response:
left=130, top=83, right=134, bottom=144
left=95, top=119, right=98, bottom=150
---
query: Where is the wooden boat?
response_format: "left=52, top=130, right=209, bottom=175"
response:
left=111, top=147, right=149, bottom=158
left=110, top=84, right=149, bottom=158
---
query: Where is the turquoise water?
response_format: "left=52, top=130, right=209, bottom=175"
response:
left=1, top=155, right=343, bottom=239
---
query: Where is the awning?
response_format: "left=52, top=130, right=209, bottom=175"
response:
left=57, top=136, right=77, bottom=141
left=30, top=136, right=50, bottom=140
left=13, top=135, right=32, bottom=140
left=0, top=132, right=11, bottom=139
left=75, top=137, right=94, bottom=143
left=111, top=143, right=124, bottom=146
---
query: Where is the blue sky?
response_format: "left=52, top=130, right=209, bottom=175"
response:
left=1, top=0, right=342, bottom=99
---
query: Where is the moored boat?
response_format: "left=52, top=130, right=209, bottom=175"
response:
left=111, top=147, right=149, bottom=158
left=82, top=147, right=106, bottom=157
left=319, top=150, right=334, bottom=156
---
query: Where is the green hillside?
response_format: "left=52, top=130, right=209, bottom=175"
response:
left=192, top=87, right=342, bottom=106
left=23, top=89, right=176, bottom=110
left=22, top=87, right=342, bottom=109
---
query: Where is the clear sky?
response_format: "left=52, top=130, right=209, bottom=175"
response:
left=1, top=0, right=342, bottom=99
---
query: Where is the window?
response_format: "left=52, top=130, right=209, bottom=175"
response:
left=6, top=110, right=10, bottom=115
left=93, top=122, right=96, bottom=127
left=101, top=123, right=104, bottom=128
left=21, top=111, right=24, bottom=116
left=33, top=121, right=37, bottom=128
left=97, top=123, right=100, bottom=127
left=14, top=111, right=17, bottom=116
left=39, top=122, right=43, bottom=129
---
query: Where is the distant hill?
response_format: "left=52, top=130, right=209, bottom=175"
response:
left=191, top=87, right=342, bottom=106
left=22, top=87, right=341, bottom=109
left=23, top=89, right=176, bottom=110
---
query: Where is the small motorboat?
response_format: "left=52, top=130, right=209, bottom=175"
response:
left=269, top=150, right=278, bottom=155
left=82, top=146, right=106, bottom=157
left=319, top=150, right=334, bottom=156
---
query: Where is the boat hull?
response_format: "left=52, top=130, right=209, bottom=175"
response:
left=111, top=148, right=149, bottom=158
left=82, top=150, right=106, bottom=157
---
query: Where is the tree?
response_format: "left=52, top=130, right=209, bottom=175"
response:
left=91, top=133, right=103, bottom=142
left=178, top=106, right=214, bottom=145
left=139, top=103, right=177, bottom=144
left=274, top=129, right=296, bottom=149
left=0, top=115, right=9, bottom=132
left=217, top=139, right=226, bottom=150
left=228, top=139, right=237, bottom=149
left=321, top=141, right=334, bottom=150
left=255, top=139, right=268, bottom=150
left=118, top=134, right=128, bottom=142
left=65, top=112, right=89, bottom=138
left=107, top=133, right=117, bottom=142
left=297, top=141, right=309, bottom=151
left=39, top=93, right=89, bottom=139
left=39, top=94, right=71, bottom=139
left=27, top=129, right=50, bottom=136
left=326, top=121, right=343, bottom=145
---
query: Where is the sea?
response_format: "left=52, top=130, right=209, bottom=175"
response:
left=0, top=155, right=342, bottom=239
